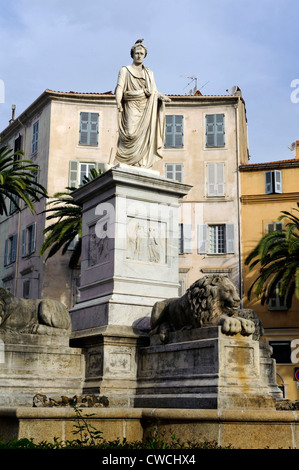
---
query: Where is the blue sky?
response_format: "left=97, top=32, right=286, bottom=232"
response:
left=0, top=0, right=298, bottom=163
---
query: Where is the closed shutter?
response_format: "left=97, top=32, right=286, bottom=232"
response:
left=11, top=234, right=18, bottom=263
left=197, top=224, right=207, bottom=254
left=89, top=113, right=99, bottom=146
left=206, top=114, right=225, bottom=147
left=216, top=114, right=225, bottom=146
left=79, top=112, right=99, bottom=146
left=4, top=239, right=8, bottom=266
left=226, top=224, right=235, bottom=253
left=69, top=161, right=79, bottom=189
left=165, top=115, right=183, bottom=147
left=21, top=229, right=27, bottom=257
left=207, top=163, right=225, bottom=196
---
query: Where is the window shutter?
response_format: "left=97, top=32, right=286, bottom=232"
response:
left=207, top=163, right=216, bottom=196
left=175, top=164, right=183, bottom=182
left=226, top=224, right=235, bottom=253
left=274, top=170, right=282, bottom=193
left=207, top=163, right=225, bottom=196
left=30, top=223, right=37, bottom=254
left=96, top=162, right=105, bottom=175
left=267, top=223, right=275, bottom=233
left=69, top=161, right=79, bottom=189
left=216, top=163, right=225, bottom=196
left=21, top=229, right=26, bottom=257
left=206, top=115, right=215, bottom=147
left=182, top=224, right=192, bottom=253
left=165, top=115, right=183, bottom=147
left=79, top=112, right=99, bottom=146
left=79, top=112, right=89, bottom=145
left=11, top=234, right=18, bottom=263
left=89, top=113, right=99, bottom=146
left=166, top=164, right=174, bottom=180
left=216, top=114, right=225, bottom=146
left=206, top=114, right=225, bottom=147
left=265, top=171, right=273, bottom=194
left=165, top=115, right=174, bottom=147
left=174, top=115, right=183, bottom=147
left=4, top=239, right=8, bottom=266
left=197, top=224, right=207, bottom=254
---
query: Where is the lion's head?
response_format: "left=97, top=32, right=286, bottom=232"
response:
left=186, top=274, right=241, bottom=327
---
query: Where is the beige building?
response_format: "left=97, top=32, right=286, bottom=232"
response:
left=240, top=146, right=299, bottom=400
left=0, top=87, right=248, bottom=307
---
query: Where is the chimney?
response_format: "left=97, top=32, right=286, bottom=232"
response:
left=9, top=104, right=16, bottom=125
left=296, top=141, right=299, bottom=160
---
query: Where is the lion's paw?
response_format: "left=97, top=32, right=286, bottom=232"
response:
left=237, top=317, right=255, bottom=336
left=219, top=316, right=242, bottom=336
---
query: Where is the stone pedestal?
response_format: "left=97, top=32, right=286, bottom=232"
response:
left=135, top=326, right=277, bottom=410
left=0, top=332, right=85, bottom=406
left=69, top=164, right=191, bottom=402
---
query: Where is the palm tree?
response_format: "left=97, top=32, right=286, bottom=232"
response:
left=39, top=167, right=102, bottom=268
left=0, top=146, right=47, bottom=215
left=245, top=203, right=299, bottom=308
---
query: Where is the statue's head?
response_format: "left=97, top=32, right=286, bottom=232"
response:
left=130, top=40, right=147, bottom=59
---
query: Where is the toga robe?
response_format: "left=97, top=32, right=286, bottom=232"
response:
left=115, top=65, right=165, bottom=169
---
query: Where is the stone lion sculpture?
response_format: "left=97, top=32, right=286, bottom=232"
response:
left=150, top=274, right=255, bottom=343
left=0, top=287, right=71, bottom=336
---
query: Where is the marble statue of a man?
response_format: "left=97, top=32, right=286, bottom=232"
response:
left=115, top=40, right=170, bottom=169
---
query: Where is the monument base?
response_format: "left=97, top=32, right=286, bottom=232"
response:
left=70, top=325, right=149, bottom=407
left=0, top=332, right=85, bottom=407
left=135, top=326, right=278, bottom=410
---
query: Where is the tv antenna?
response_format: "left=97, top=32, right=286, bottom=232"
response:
left=181, top=76, right=210, bottom=95
left=288, top=142, right=296, bottom=151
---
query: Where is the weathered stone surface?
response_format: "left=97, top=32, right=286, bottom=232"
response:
left=135, top=326, right=278, bottom=410
left=0, top=288, right=71, bottom=336
left=0, top=332, right=85, bottom=406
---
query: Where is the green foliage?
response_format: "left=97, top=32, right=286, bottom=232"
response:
left=0, top=146, right=47, bottom=215
left=245, top=203, right=299, bottom=307
left=39, top=167, right=102, bottom=268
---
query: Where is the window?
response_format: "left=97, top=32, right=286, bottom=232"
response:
left=197, top=224, right=235, bottom=254
left=69, top=161, right=104, bottom=189
left=79, top=112, right=99, bottom=146
left=23, top=280, right=30, bottom=299
left=21, top=223, right=37, bottom=257
left=265, top=170, right=282, bottom=194
left=165, top=115, right=183, bottom=148
left=269, top=341, right=291, bottom=364
left=206, top=163, right=225, bottom=196
left=266, top=222, right=284, bottom=233
left=205, top=114, right=225, bottom=147
left=4, top=233, right=17, bottom=266
left=179, top=224, right=192, bottom=254
left=165, top=164, right=183, bottom=182
left=268, top=282, right=287, bottom=311
left=32, top=121, right=39, bottom=154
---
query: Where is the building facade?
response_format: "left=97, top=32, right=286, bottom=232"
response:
left=240, top=147, right=299, bottom=400
left=0, top=87, right=248, bottom=309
